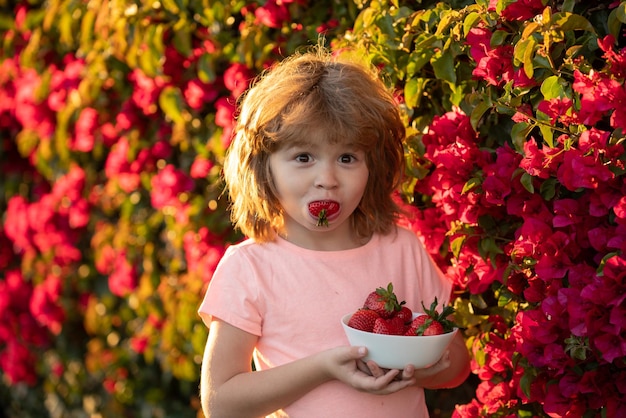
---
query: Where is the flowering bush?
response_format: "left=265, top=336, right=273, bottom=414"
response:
left=0, top=0, right=356, bottom=415
left=1, top=0, right=625, bottom=416
left=341, top=0, right=626, bottom=416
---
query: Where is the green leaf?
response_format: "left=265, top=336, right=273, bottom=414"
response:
left=462, top=177, right=481, bottom=194
left=511, top=121, right=533, bottom=151
left=520, top=172, right=534, bottom=193
left=159, top=86, right=185, bottom=124
left=539, top=178, right=557, bottom=200
left=406, top=48, right=433, bottom=77
left=451, top=236, right=466, bottom=258
left=431, top=48, right=456, bottom=84
left=561, top=0, right=576, bottom=13
left=404, top=77, right=419, bottom=108
left=539, top=123, right=554, bottom=148
left=197, top=53, right=216, bottom=83
left=541, top=75, right=567, bottom=100
left=553, top=12, right=596, bottom=34
left=463, top=11, right=481, bottom=37
left=513, top=37, right=537, bottom=78
left=520, top=369, right=534, bottom=399
left=491, top=30, right=509, bottom=46
left=608, top=4, right=626, bottom=39
left=470, top=100, right=491, bottom=131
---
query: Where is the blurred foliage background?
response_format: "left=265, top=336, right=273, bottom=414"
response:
left=1, top=0, right=625, bottom=417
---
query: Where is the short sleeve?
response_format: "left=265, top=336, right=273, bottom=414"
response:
left=197, top=245, right=264, bottom=336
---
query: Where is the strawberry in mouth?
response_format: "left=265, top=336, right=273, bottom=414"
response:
left=308, top=200, right=340, bottom=227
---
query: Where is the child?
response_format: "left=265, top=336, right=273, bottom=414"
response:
left=198, top=47, right=471, bottom=417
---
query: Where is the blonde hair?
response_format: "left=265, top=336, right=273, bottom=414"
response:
left=222, top=47, right=406, bottom=242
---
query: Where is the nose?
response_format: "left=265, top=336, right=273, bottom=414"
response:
left=314, top=163, right=339, bottom=189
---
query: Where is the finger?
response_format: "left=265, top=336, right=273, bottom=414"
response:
left=401, top=364, right=415, bottom=380
left=356, top=359, right=372, bottom=375
left=365, top=360, right=385, bottom=378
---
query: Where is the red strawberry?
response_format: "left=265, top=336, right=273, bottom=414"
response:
left=395, top=306, right=413, bottom=324
left=373, top=316, right=405, bottom=335
left=347, top=309, right=380, bottom=332
left=404, top=315, right=444, bottom=336
left=404, top=314, right=428, bottom=335
left=363, top=282, right=403, bottom=318
left=405, top=298, right=456, bottom=336
left=309, top=201, right=339, bottom=226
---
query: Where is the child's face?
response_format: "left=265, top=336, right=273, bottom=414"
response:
left=268, top=137, right=369, bottom=249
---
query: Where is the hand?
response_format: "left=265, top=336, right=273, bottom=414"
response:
left=361, top=350, right=453, bottom=388
left=412, top=349, right=452, bottom=386
left=322, top=346, right=416, bottom=395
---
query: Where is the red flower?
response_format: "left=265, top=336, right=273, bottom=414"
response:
left=500, top=0, right=544, bottom=21
left=254, top=0, right=290, bottom=29
left=184, top=79, right=219, bottom=110
left=183, top=227, right=226, bottom=283
left=223, top=63, right=255, bottom=98
left=29, top=274, right=65, bottom=335
left=129, top=69, right=167, bottom=116
left=72, top=107, right=98, bottom=152
left=150, top=164, right=194, bottom=210
left=556, top=148, right=614, bottom=191
left=190, top=156, right=214, bottom=179
left=108, top=250, right=137, bottom=297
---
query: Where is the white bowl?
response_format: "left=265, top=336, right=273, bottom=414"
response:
left=341, top=313, right=458, bottom=369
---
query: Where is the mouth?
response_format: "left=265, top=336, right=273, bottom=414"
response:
left=308, top=200, right=340, bottom=226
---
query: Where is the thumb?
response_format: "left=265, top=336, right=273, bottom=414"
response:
left=348, top=346, right=368, bottom=360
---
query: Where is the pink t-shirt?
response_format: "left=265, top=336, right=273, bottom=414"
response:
left=198, top=225, right=452, bottom=417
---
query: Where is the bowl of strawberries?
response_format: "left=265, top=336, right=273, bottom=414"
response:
left=341, top=283, right=458, bottom=369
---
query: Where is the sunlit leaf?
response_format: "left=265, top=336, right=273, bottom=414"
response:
left=470, top=100, right=491, bottom=130
left=431, top=48, right=456, bottom=83
left=159, top=86, right=185, bottom=124
left=553, top=12, right=596, bottom=34
left=540, top=75, right=566, bottom=99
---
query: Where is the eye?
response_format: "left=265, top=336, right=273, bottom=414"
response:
left=295, top=153, right=311, bottom=163
left=339, top=154, right=357, bottom=164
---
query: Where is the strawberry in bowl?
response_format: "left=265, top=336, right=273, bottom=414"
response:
left=341, top=283, right=458, bottom=369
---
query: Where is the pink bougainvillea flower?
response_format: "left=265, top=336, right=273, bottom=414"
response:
left=184, top=79, right=220, bottom=110
left=475, top=379, right=515, bottom=414
left=14, top=68, right=55, bottom=140
left=104, top=136, right=158, bottom=193
left=47, top=57, right=85, bottom=112
left=129, top=69, right=167, bottom=116
left=72, top=107, right=98, bottom=152
left=150, top=164, right=194, bottom=210
left=537, top=97, right=575, bottom=126
left=556, top=148, right=614, bottom=191
left=573, top=69, right=620, bottom=126
left=30, top=274, right=65, bottom=335
left=482, top=145, right=521, bottom=205
left=598, top=34, right=626, bottom=79
left=511, top=103, right=533, bottom=123
left=472, top=44, right=515, bottom=86
left=254, top=0, right=290, bottom=29
left=130, top=335, right=149, bottom=354
left=183, top=227, right=226, bottom=283
left=190, top=156, right=214, bottom=179
left=0, top=339, right=38, bottom=385
left=500, top=0, right=545, bottom=21
left=108, top=250, right=137, bottom=297
left=466, top=27, right=491, bottom=63
left=4, top=195, right=35, bottom=253
left=215, top=96, right=236, bottom=148
left=452, top=398, right=482, bottom=417
left=223, top=63, right=255, bottom=98
left=512, top=67, right=537, bottom=88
